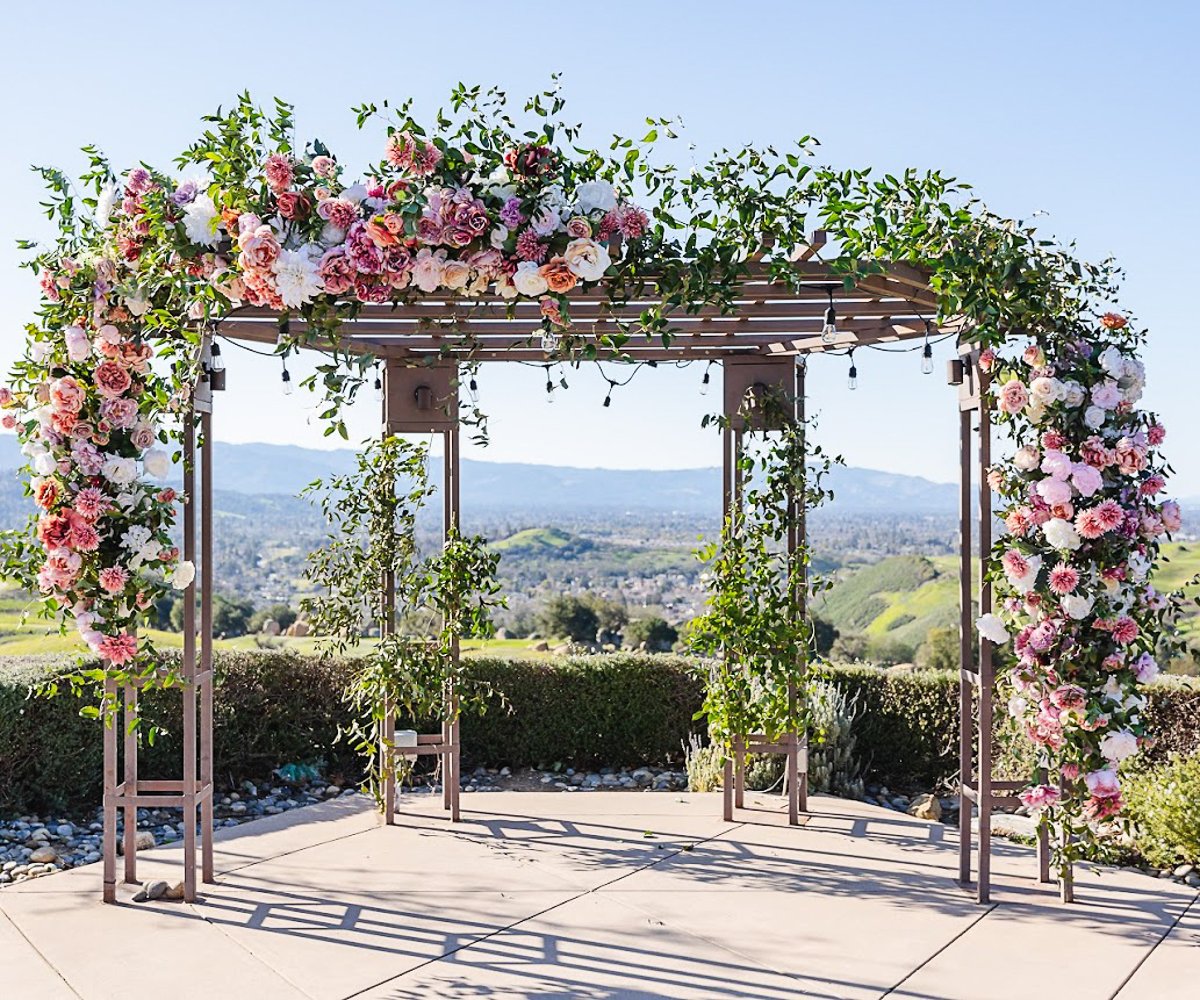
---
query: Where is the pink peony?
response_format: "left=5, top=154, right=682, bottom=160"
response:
left=1019, top=784, right=1061, bottom=810
left=318, top=248, right=356, bottom=295
left=239, top=226, right=281, bottom=270
left=1036, top=477, right=1073, bottom=507
left=1070, top=463, right=1103, bottom=498
left=1084, top=768, right=1120, bottom=799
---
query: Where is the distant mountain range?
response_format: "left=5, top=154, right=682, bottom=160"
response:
left=0, top=436, right=959, bottom=515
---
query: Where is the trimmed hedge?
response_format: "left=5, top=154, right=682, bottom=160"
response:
left=1, top=651, right=1196, bottom=816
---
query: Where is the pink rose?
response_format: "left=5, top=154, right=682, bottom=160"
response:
left=318, top=248, right=356, bottom=295
left=94, top=360, right=133, bottom=399
left=1084, top=768, right=1120, bottom=799
left=239, top=226, right=281, bottom=270
left=997, top=380, right=1029, bottom=414
left=312, top=155, right=337, bottom=179
left=49, top=376, right=85, bottom=414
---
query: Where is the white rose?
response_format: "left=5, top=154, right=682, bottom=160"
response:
left=489, top=226, right=510, bottom=249
left=1013, top=446, right=1040, bottom=472
left=1084, top=405, right=1106, bottom=430
left=1029, top=376, right=1062, bottom=404
left=95, top=183, right=119, bottom=228
left=976, top=613, right=1010, bottom=645
left=495, top=275, right=518, bottom=300
left=1042, top=517, right=1081, bottom=551
left=102, top=455, right=138, bottom=486
left=1098, top=346, right=1125, bottom=378
left=539, top=184, right=567, bottom=213
left=339, top=183, right=368, bottom=204
left=171, top=560, right=196, bottom=590
left=575, top=179, right=618, bottom=214
left=1060, top=380, right=1085, bottom=407
left=512, top=261, right=549, bottom=297
left=1007, top=695, right=1028, bottom=719
left=1061, top=593, right=1094, bottom=620
left=124, top=292, right=150, bottom=318
left=29, top=341, right=52, bottom=364
left=142, top=447, right=170, bottom=479
left=562, top=238, right=611, bottom=282
left=32, top=451, right=57, bottom=476
left=1099, top=730, right=1139, bottom=764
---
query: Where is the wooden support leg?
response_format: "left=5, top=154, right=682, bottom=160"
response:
left=450, top=717, right=461, bottom=823
left=1060, top=823, right=1075, bottom=903
left=722, top=756, right=734, bottom=821
left=382, top=702, right=395, bottom=825
left=787, top=733, right=800, bottom=826
left=102, top=679, right=117, bottom=904
left=441, top=714, right=452, bottom=811
left=797, top=731, right=809, bottom=813
left=733, top=736, right=745, bottom=809
left=1035, top=767, right=1051, bottom=884
left=122, top=684, right=138, bottom=884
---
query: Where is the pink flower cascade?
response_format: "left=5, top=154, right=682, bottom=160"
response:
left=984, top=313, right=1178, bottom=855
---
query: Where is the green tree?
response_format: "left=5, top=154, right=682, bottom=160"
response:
left=169, top=593, right=254, bottom=637
left=248, top=604, right=298, bottom=634
left=623, top=617, right=678, bottom=652
left=916, top=626, right=960, bottom=671
left=538, top=595, right=599, bottom=643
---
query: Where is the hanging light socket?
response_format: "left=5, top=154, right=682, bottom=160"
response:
left=821, top=287, right=838, bottom=344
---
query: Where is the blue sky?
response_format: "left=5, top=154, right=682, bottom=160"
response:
left=2, top=1, right=1196, bottom=490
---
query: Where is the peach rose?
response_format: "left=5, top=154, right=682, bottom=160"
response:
left=94, top=360, right=132, bottom=399
left=538, top=257, right=578, bottom=294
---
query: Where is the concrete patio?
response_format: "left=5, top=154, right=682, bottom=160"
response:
left=1, top=791, right=1196, bottom=1000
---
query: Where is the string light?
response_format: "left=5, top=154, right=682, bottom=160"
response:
left=603, top=379, right=614, bottom=407
left=540, top=325, right=559, bottom=353
left=468, top=374, right=479, bottom=404
left=281, top=352, right=293, bottom=395
left=847, top=350, right=858, bottom=390
left=821, top=286, right=838, bottom=344
left=209, top=341, right=225, bottom=372
left=921, top=320, right=934, bottom=375
left=544, top=365, right=555, bottom=403
left=277, top=314, right=291, bottom=349
left=373, top=362, right=383, bottom=402
left=700, top=362, right=712, bottom=395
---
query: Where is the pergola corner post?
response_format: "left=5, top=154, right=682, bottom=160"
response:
left=720, top=358, right=807, bottom=825
left=954, top=346, right=1057, bottom=904
left=100, top=342, right=216, bottom=903
left=380, top=360, right=462, bottom=826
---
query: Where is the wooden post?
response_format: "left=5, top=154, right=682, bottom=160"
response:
left=182, top=415, right=198, bottom=902
left=122, top=682, right=138, bottom=883
left=200, top=409, right=215, bottom=882
left=445, top=421, right=462, bottom=823
left=958, top=403, right=973, bottom=888
left=102, top=678, right=117, bottom=903
left=976, top=398, right=993, bottom=904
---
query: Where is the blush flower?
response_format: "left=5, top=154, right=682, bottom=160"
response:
left=98, top=566, right=129, bottom=593
left=97, top=633, right=138, bottom=666
left=997, top=379, right=1029, bottom=414
left=1048, top=564, right=1079, bottom=595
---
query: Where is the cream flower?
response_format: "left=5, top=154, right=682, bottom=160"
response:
left=562, top=238, right=611, bottom=282
left=272, top=248, right=324, bottom=308
left=1043, top=517, right=1081, bottom=551
left=512, top=261, right=549, bottom=297
left=183, top=194, right=220, bottom=247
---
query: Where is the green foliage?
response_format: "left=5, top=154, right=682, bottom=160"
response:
left=2, top=653, right=1197, bottom=818
left=690, top=393, right=838, bottom=748
left=248, top=604, right=298, bottom=633
left=623, top=616, right=678, bottom=652
left=916, top=626, right=961, bottom=672
left=301, top=436, right=504, bottom=801
left=538, top=595, right=600, bottom=643
left=168, top=592, right=255, bottom=637
left=1121, top=753, right=1200, bottom=867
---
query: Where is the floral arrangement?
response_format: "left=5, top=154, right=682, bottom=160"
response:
left=0, top=88, right=1179, bottom=877
left=976, top=312, right=1182, bottom=865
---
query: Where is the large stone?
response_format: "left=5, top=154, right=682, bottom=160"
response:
left=907, top=793, right=942, bottom=822
left=117, top=830, right=156, bottom=854
left=28, top=846, right=58, bottom=864
left=132, top=879, right=169, bottom=903
left=261, top=619, right=281, bottom=636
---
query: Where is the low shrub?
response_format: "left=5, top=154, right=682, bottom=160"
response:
left=1121, top=753, right=1200, bottom=867
left=1, top=651, right=1195, bottom=817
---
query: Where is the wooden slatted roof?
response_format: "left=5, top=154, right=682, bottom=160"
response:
left=216, top=258, right=949, bottom=362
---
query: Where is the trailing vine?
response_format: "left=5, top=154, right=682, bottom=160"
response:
left=689, top=388, right=838, bottom=748
left=300, top=436, right=504, bottom=798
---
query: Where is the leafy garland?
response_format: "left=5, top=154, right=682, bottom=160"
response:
left=0, top=85, right=1181, bottom=875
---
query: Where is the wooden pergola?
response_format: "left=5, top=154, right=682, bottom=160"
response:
left=102, top=250, right=1049, bottom=905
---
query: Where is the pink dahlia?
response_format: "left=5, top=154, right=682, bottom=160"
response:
left=1001, top=549, right=1029, bottom=579
left=1147, top=423, right=1166, bottom=446
left=1076, top=508, right=1106, bottom=540
left=515, top=228, right=548, bottom=263
left=98, top=566, right=128, bottom=593
left=98, top=633, right=138, bottom=666
left=1094, top=500, right=1124, bottom=531
left=1110, top=616, right=1139, bottom=645
left=1048, top=564, right=1079, bottom=595
left=262, top=154, right=294, bottom=193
